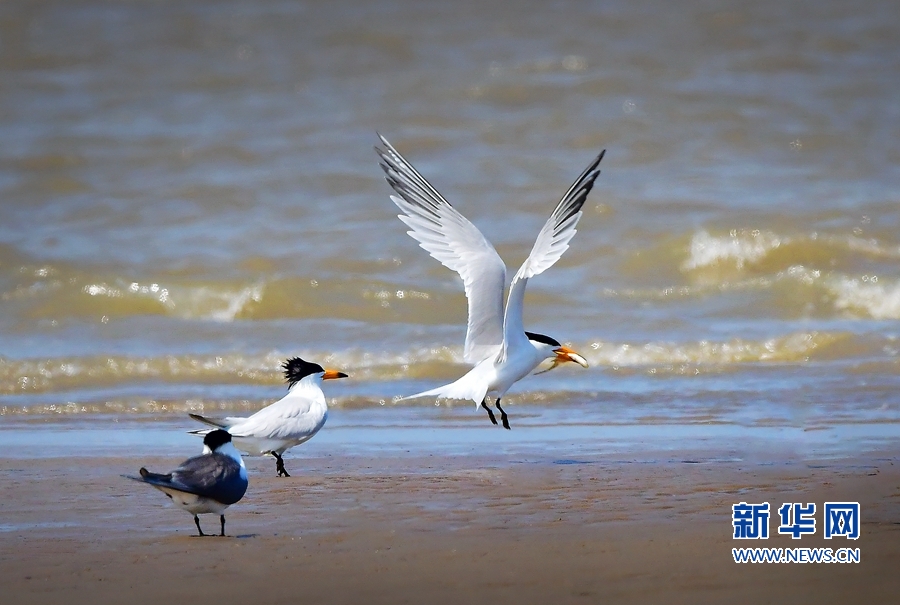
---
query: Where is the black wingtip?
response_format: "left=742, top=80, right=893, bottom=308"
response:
left=583, top=149, right=606, bottom=181
left=579, top=149, right=606, bottom=185
left=374, top=132, right=394, bottom=156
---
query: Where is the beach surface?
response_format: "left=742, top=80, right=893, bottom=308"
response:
left=3, top=437, right=898, bottom=605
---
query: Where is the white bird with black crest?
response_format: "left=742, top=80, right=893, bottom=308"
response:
left=124, top=429, right=248, bottom=537
left=188, top=357, right=347, bottom=477
left=375, top=135, right=603, bottom=429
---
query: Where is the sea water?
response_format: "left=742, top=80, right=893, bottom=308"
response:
left=1, top=0, right=898, bottom=460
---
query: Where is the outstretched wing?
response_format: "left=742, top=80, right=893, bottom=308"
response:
left=376, top=134, right=507, bottom=363
left=502, top=150, right=606, bottom=355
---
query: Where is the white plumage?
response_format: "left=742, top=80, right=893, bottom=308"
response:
left=189, top=357, right=347, bottom=476
left=376, top=135, right=603, bottom=428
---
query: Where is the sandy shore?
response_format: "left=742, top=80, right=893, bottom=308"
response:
left=2, top=448, right=898, bottom=604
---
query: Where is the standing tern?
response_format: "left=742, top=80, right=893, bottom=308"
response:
left=375, top=135, right=603, bottom=429
left=189, top=357, right=347, bottom=477
left=125, top=429, right=248, bottom=536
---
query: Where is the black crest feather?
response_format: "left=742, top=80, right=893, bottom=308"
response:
left=282, top=357, right=325, bottom=389
left=525, top=331, right=561, bottom=347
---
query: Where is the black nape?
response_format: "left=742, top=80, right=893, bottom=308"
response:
left=202, top=429, right=232, bottom=452
left=525, top=331, right=561, bottom=347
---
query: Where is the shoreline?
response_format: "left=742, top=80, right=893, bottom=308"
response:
left=2, top=407, right=898, bottom=461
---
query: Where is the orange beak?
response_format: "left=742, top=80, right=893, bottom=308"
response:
left=553, top=346, right=589, bottom=368
left=322, top=369, right=349, bottom=380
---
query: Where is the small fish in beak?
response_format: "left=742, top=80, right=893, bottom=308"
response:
left=535, top=347, right=589, bottom=375
left=554, top=346, right=589, bottom=368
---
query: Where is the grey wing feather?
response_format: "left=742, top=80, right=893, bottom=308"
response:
left=375, top=134, right=507, bottom=363
left=501, top=149, right=606, bottom=358
left=513, top=149, right=605, bottom=282
left=130, top=455, right=247, bottom=505
left=170, top=453, right=247, bottom=505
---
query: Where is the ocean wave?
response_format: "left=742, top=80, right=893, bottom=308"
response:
left=0, top=330, right=864, bottom=400
left=633, top=227, right=900, bottom=320
left=771, top=266, right=900, bottom=320
left=0, top=253, right=269, bottom=322
left=0, top=256, right=442, bottom=324
left=682, top=228, right=784, bottom=271
left=829, top=275, right=900, bottom=320
left=0, top=398, right=258, bottom=418
left=681, top=229, right=900, bottom=274
left=585, top=331, right=839, bottom=367
left=57, top=278, right=264, bottom=322
left=0, top=347, right=465, bottom=397
left=600, top=263, right=900, bottom=320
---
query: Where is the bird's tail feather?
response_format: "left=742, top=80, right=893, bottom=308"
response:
left=403, top=377, right=487, bottom=406
left=139, top=467, right=172, bottom=482
left=121, top=468, right=173, bottom=487
left=188, top=413, right=227, bottom=429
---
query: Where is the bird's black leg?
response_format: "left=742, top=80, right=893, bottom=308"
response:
left=273, top=452, right=291, bottom=477
left=220, top=515, right=226, bottom=537
left=194, top=515, right=206, bottom=537
left=496, top=398, right=510, bottom=430
left=481, top=398, right=498, bottom=425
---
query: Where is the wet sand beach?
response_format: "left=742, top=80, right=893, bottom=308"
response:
left=2, top=443, right=898, bottom=605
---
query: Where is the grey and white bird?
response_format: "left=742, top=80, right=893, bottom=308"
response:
left=375, top=135, right=603, bottom=429
left=189, top=357, right=347, bottom=477
left=125, top=429, right=248, bottom=537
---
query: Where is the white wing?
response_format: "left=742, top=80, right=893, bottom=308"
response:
left=227, top=389, right=318, bottom=439
left=376, top=134, right=507, bottom=363
left=502, top=150, right=606, bottom=356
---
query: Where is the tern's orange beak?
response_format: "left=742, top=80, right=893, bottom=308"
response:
left=553, top=346, right=589, bottom=368
left=322, top=369, right=349, bottom=380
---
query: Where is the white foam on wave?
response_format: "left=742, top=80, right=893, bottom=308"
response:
left=171, top=282, right=265, bottom=322
left=681, top=229, right=784, bottom=271
left=0, top=345, right=468, bottom=397
left=682, top=229, right=900, bottom=274
left=829, top=275, right=900, bottom=320
left=0, top=330, right=844, bottom=399
left=775, top=265, right=900, bottom=320
left=82, top=279, right=265, bottom=322
left=585, top=331, right=833, bottom=367
left=839, top=234, right=900, bottom=259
